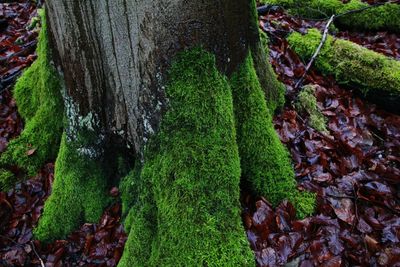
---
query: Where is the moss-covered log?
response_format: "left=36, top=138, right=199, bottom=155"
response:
left=261, top=0, right=400, bottom=33
left=119, top=49, right=254, bottom=267
left=288, top=29, right=400, bottom=113
left=0, top=10, right=63, bottom=177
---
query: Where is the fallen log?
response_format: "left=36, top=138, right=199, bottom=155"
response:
left=288, top=29, right=400, bottom=113
left=260, top=0, right=400, bottom=33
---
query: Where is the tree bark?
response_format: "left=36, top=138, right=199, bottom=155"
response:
left=45, top=0, right=257, bottom=156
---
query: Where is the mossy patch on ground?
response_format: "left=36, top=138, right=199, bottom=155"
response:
left=260, top=0, right=400, bottom=33
left=34, top=134, right=110, bottom=243
left=0, top=9, right=63, bottom=176
left=230, top=53, right=315, bottom=219
left=118, top=48, right=254, bottom=267
left=288, top=29, right=400, bottom=98
left=296, top=85, right=328, bottom=133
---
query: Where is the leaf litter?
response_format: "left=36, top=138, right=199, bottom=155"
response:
left=0, top=1, right=400, bottom=266
left=246, top=2, right=400, bottom=266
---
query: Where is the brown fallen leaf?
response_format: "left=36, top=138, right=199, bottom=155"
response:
left=26, top=148, right=36, bottom=156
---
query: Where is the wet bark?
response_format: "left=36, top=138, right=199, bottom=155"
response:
left=45, top=0, right=260, bottom=156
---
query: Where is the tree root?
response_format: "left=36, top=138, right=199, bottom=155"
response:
left=0, top=10, right=63, bottom=177
left=34, top=134, right=110, bottom=243
left=230, top=53, right=315, bottom=219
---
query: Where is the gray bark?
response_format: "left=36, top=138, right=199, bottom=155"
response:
left=45, top=0, right=259, bottom=157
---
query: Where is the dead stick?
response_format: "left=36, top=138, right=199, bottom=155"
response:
left=294, top=14, right=335, bottom=90
left=30, top=241, right=45, bottom=267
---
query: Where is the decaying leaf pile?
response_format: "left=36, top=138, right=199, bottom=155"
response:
left=0, top=0, right=399, bottom=266
left=245, top=2, right=400, bottom=266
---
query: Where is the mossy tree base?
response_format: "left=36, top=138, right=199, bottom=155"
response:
left=34, top=134, right=110, bottom=243
left=0, top=9, right=63, bottom=177
left=29, top=5, right=315, bottom=263
left=118, top=48, right=254, bottom=267
left=118, top=48, right=315, bottom=266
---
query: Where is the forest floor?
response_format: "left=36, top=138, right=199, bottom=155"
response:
left=0, top=1, right=399, bottom=266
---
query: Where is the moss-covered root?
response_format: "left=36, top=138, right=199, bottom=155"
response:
left=119, top=48, right=254, bottom=267
left=249, top=0, right=286, bottom=111
left=0, top=9, right=63, bottom=176
left=288, top=29, right=400, bottom=99
left=261, top=0, right=400, bottom=33
left=296, top=85, right=327, bottom=133
left=34, top=134, right=109, bottom=243
left=230, top=53, right=315, bottom=219
left=252, top=30, right=286, bottom=112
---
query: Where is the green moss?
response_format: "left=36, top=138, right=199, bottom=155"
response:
left=261, top=0, right=400, bottom=33
left=230, top=53, right=315, bottom=219
left=119, top=162, right=142, bottom=220
left=296, top=85, right=327, bottom=133
left=254, top=30, right=286, bottom=111
left=0, top=9, right=63, bottom=176
left=0, top=169, right=14, bottom=192
left=118, top=166, right=157, bottom=267
left=34, top=134, right=110, bottom=243
left=288, top=29, right=400, bottom=96
left=118, top=48, right=254, bottom=267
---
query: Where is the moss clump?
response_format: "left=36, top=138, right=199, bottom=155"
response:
left=0, top=169, right=14, bottom=191
left=0, top=9, right=63, bottom=176
left=118, top=48, right=254, bottom=267
left=261, top=0, right=400, bottom=33
left=34, top=134, right=109, bottom=243
left=296, top=85, right=327, bottom=133
left=230, top=53, right=315, bottom=219
left=288, top=29, right=400, bottom=97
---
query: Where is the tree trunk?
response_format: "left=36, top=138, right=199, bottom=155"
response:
left=45, top=0, right=257, bottom=155
left=25, top=0, right=315, bottom=265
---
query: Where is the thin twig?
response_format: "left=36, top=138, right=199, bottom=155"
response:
left=30, top=241, right=45, bottom=267
left=0, top=235, right=45, bottom=267
left=294, top=14, right=335, bottom=90
left=326, top=194, right=355, bottom=199
left=351, top=183, right=359, bottom=233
